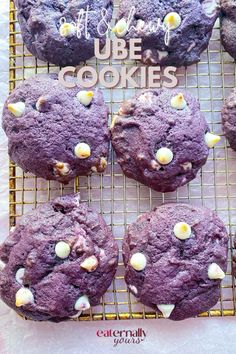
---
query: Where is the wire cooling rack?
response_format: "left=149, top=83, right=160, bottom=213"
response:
left=8, top=0, right=236, bottom=320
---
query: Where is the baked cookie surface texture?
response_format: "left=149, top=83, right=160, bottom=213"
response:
left=14, top=0, right=113, bottom=66
left=0, top=194, right=118, bottom=322
left=114, top=0, right=219, bottom=67
left=123, top=203, right=228, bottom=320
left=2, top=75, right=109, bottom=183
left=111, top=89, right=221, bottom=193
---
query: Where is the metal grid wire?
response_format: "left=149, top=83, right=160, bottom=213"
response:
left=8, top=0, right=236, bottom=320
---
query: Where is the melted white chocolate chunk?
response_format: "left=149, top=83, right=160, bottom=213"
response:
left=112, top=18, right=128, bottom=37
left=76, top=91, right=94, bottom=107
left=163, top=12, right=181, bottom=30
left=205, top=132, right=221, bottom=148
left=8, top=102, right=25, bottom=117
left=157, top=50, right=168, bottom=61
left=156, top=147, right=173, bottom=165
left=110, top=115, right=118, bottom=129
left=181, top=162, right=192, bottom=171
left=15, top=287, right=34, bottom=307
left=138, top=91, right=154, bottom=104
left=130, top=253, right=147, bottom=271
left=74, top=295, right=90, bottom=311
left=15, top=268, right=25, bottom=285
left=36, top=97, right=44, bottom=111
left=0, top=260, right=5, bottom=271
left=74, top=143, right=91, bottom=159
left=35, top=96, right=49, bottom=112
left=129, top=285, right=138, bottom=295
left=142, top=49, right=157, bottom=65
left=92, top=157, right=108, bottom=172
left=55, top=162, right=70, bottom=176
left=208, top=263, right=225, bottom=280
left=59, top=22, right=76, bottom=37
left=171, top=93, right=187, bottom=110
left=55, top=241, right=71, bottom=259
left=80, top=255, right=98, bottom=272
left=157, top=304, right=175, bottom=318
left=173, top=222, right=192, bottom=240
left=99, top=157, right=107, bottom=170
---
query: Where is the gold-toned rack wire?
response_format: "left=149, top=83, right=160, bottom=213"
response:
left=8, top=0, right=236, bottom=320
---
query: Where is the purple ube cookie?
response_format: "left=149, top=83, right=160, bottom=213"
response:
left=222, top=88, right=236, bottom=151
left=14, top=0, right=113, bottom=66
left=233, top=236, right=236, bottom=277
left=114, top=0, right=219, bottom=67
left=123, top=203, right=228, bottom=321
left=0, top=194, right=118, bottom=322
left=111, top=88, right=221, bottom=193
left=2, top=75, right=109, bottom=183
left=220, top=0, right=236, bottom=60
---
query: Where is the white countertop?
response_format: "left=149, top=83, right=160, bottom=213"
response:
left=0, top=1, right=235, bottom=353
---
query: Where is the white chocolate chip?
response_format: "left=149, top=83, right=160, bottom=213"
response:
left=7, top=102, right=25, bottom=117
left=138, top=92, right=154, bottom=104
left=113, top=18, right=128, bottom=37
left=181, top=162, right=192, bottom=171
left=54, top=162, right=70, bottom=176
left=119, top=100, right=133, bottom=115
left=80, top=255, right=98, bottom=272
left=0, top=260, right=5, bottom=271
left=157, top=50, right=168, bottom=61
left=93, top=157, right=107, bottom=173
left=91, top=166, right=97, bottom=172
left=137, top=153, right=145, bottom=160
left=55, top=241, right=70, bottom=259
left=208, top=263, right=225, bottom=280
left=171, top=93, right=187, bottom=110
left=110, top=115, right=118, bottom=129
left=151, top=160, right=161, bottom=170
left=35, top=96, right=48, bottom=112
left=163, top=12, right=181, bottom=30
left=173, top=222, right=192, bottom=240
left=74, top=295, right=90, bottom=311
left=205, top=132, right=221, bottom=148
left=99, top=157, right=107, bottom=170
left=59, top=22, right=76, bottom=37
left=156, top=147, right=173, bottom=165
left=157, top=304, right=175, bottom=318
left=76, top=91, right=94, bottom=107
left=74, top=143, right=91, bottom=159
left=36, top=97, right=43, bottom=111
left=130, top=253, right=147, bottom=271
left=15, top=268, right=25, bottom=285
left=128, top=285, right=138, bottom=295
left=142, top=49, right=158, bottom=65
left=15, top=287, right=34, bottom=307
